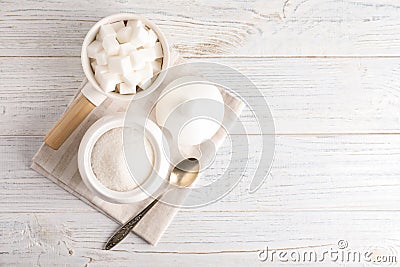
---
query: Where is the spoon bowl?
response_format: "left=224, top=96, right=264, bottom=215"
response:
left=169, top=158, right=200, bottom=188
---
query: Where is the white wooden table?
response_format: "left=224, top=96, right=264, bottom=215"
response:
left=1, top=1, right=400, bottom=266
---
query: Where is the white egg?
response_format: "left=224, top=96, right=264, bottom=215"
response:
left=155, top=76, right=224, bottom=146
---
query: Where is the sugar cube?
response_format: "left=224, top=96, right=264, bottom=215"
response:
left=127, top=20, right=142, bottom=29
left=151, top=60, right=162, bottom=74
left=136, top=48, right=154, bottom=61
left=91, top=60, right=97, bottom=70
left=136, top=42, right=163, bottom=62
left=138, top=78, right=152, bottom=90
left=136, top=63, right=153, bottom=83
left=102, top=36, right=120, bottom=56
left=87, top=40, right=102, bottom=58
left=94, top=65, right=108, bottom=74
left=96, top=33, right=102, bottom=41
left=122, top=71, right=141, bottom=87
left=153, top=42, right=163, bottom=59
left=108, top=56, right=132, bottom=74
left=111, top=21, right=125, bottom=32
left=143, top=29, right=158, bottom=48
left=129, top=50, right=146, bottom=70
left=99, top=24, right=117, bottom=39
left=95, top=72, right=121, bottom=92
left=119, top=42, right=135, bottom=56
left=117, top=82, right=136, bottom=95
left=130, top=26, right=149, bottom=48
left=116, top=26, right=133, bottom=44
left=95, top=50, right=108, bottom=65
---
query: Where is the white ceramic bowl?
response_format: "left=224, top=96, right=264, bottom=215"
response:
left=78, top=113, right=170, bottom=203
left=81, top=13, right=171, bottom=101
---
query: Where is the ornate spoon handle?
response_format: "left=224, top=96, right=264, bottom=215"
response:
left=104, top=195, right=161, bottom=250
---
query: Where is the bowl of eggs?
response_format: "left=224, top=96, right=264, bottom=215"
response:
left=45, top=13, right=170, bottom=150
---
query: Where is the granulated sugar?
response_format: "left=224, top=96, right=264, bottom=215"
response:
left=91, top=127, right=154, bottom=192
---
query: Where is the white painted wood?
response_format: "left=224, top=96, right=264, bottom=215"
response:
left=2, top=0, right=400, bottom=56
left=1, top=57, right=400, bottom=135
left=1, top=136, right=400, bottom=213
left=0, top=211, right=399, bottom=266
left=2, top=0, right=400, bottom=265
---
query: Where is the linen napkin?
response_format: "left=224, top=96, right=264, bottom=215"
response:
left=31, top=52, right=245, bottom=245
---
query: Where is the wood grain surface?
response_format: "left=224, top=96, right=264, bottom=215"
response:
left=1, top=0, right=400, bottom=266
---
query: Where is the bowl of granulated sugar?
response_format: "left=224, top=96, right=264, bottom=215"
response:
left=78, top=113, right=170, bottom=203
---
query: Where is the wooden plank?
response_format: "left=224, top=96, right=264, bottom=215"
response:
left=0, top=211, right=399, bottom=266
left=2, top=135, right=400, bottom=213
left=2, top=0, right=400, bottom=265
left=1, top=57, right=400, bottom=135
left=2, top=0, right=400, bottom=56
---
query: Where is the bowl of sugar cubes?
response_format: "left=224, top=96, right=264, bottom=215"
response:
left=44, top=13, right=170, bottom=150
left=82, top=13, right=170, bottom=100
left=44, top=14, right=170, bottom=150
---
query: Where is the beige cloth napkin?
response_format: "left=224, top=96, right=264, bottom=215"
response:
left=31, top=54, right=245, bottom=246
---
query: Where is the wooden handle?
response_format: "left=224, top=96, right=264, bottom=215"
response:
left=44, top=93, right=96, bottom=150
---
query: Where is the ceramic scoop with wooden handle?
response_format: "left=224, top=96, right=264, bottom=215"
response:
left=44, top=13, right=170, bottom=150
